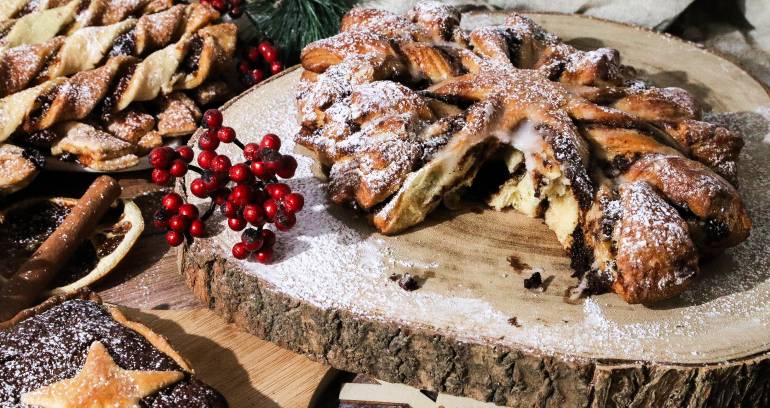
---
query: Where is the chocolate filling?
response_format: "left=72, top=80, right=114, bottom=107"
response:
left=0, top=300, right=228, bottom=407
left=109, top=31, right=137, bottom=58
left=181, top=35, right=205, bottom=75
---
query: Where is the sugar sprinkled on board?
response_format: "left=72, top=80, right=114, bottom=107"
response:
left=186, top=72, right=770, bottom=364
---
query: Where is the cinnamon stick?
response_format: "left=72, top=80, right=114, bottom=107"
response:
left=0, top=176, right=121, bottom=321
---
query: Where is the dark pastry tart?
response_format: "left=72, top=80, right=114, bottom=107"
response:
left=0, top=291, right=228, bottom=407
left=295, top=1, right=752, bottom=303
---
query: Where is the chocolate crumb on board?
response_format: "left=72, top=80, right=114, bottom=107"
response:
left=524, top=271, right=543, bottom=289
left=506, top=254, right=530, bottom=272
left=391, top=273, right=419, bottom=291
left=507, top=317, right=521, bottom=327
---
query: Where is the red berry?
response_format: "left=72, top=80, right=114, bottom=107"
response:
left=203, top=109, right=223, bottom=129
left=168, top=214, right=189, bottom=232
left=230, top=184, right=253, bottom=206
left=178, top=203, right=199, bottom=220
left=241, top=228, right=263, bottom=251
left=175, top=146, right=194, bottom=163
left=266, top=183, right=291, bottom=200
left=190, top=178, right=208, bottom=198
left=264, top=159, right=281, bottom=175
left=282, top=193, right=304, bottom=214
left=251, top=69, right=264, bottom=83
left=211, top=187, right=230, bottom=205
left=152, top=209, right=170, bottom=229
left=197, top=149, right=216, bottom=169
left=152, top=169, right=172, bottom=186
left=270, top=61, right=283, bottom=75
left=232, top=242, right=249, bottom=259
left=238, top=60, right=251, bottom=74
left=229, top=7, right=242, bottom=18
left=263, top=198, right=279, bottom=220
left=162, top=193, right=183, bottom=212
left=169, top=159, right=188, bottom=177
left=220, top=200, right=240, bottom=218
left=189, top=219, right=206, bottom=237
left=149, top=147, right=175, bottom=169
left=260, top=133, right=281, bottom=151
left=258, top=41, right=272, bottom=54
left=243, top=143, right=260, bottom=161
left=250, top=161, right=273, bottom=180
left=255, top=248, right=273, bottom=263
left=217, top=126, right=236, bottom=143
left=228, top=163, right=251, bottom=183
left=274, top=211, right=296, bottom=231
left=260, top=44, right=278, bottom=64
left=260, top=229, right=276, bottom=248
left=198, top=131, right=220, bottom=151
left=243, top=204, right=265, bottom=225
left=276, top=155, right=297, bottom=178
left=211, top=0, right=227, bottom=13
left=210, top=154, right=232, bottom=174
left=166, top=230, right=184, bottom=247
left=200, top=172, right=218, bottom=192
left=246, top=46, right=259, bottom=62
left=228, top=217, right=247, bottom=231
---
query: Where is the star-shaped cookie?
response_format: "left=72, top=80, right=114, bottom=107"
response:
left=21, top=341, right=183, bottom=408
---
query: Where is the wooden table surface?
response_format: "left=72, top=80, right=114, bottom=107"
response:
left=2, top=170, right=338, bottom=407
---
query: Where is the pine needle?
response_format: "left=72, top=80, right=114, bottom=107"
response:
left=245, top=0, right=356, bottom=65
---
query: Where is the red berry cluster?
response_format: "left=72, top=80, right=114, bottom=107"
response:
left=148, top=108, right=304, bottom=264
left=153, top=192, right=207, bottom=247
left=200, top=0, right=243, bottom=19
left=237, top=40, right=283, bottom=87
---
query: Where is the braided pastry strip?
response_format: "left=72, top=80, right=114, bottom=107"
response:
left=0, top=0, right=172, bottom=50
left=295, top=1, right=751, bottom=303
left=0, top=23, right=236, bottom=143
left=0, top=3, right=218, bottom=98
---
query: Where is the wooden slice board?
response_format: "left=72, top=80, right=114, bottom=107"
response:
left=119, top=306, right=336, bottom=408
left=180, top=13, right=770, bottom=407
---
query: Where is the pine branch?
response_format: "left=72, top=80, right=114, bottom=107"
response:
left=245, top=0, right=356, bottom=65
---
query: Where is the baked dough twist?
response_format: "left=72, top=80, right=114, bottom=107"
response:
left=0, top=0, right=174, bottom=50
left=0, top=22, right=235, bottom=171
left=295, top=1, right=751, bottom=304
left=0, top=3, right=219, bottom=98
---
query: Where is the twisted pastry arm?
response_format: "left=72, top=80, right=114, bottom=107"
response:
left=0, top=23, right=236, bottom=141
left=0, top=0, right=172, bottom=50
left=0, top=4, right=218, bottom=98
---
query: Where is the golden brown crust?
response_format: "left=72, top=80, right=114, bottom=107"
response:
left=612, top=181, right=698, bottom=304
left=295, top=2, right=751, bottom=304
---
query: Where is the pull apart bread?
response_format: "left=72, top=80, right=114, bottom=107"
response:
left=0, top=1, right=236, bottom=191
left=295, top=1, right=752, bottom=304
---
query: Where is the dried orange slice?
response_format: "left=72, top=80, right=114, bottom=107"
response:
left=0, top=197, right=144, bottom=295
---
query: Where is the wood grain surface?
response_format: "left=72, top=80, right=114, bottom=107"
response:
left=179, top=12, right=770, bottom=407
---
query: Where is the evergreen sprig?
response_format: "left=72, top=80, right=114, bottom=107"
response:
left=245, top=0, right=356, bottom=65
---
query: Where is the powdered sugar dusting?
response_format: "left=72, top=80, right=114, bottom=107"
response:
left=184, top=70, right=770, bottom=364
